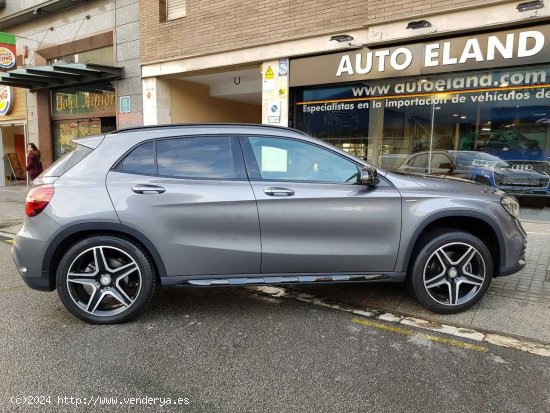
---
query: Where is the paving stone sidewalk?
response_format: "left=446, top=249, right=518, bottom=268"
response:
left=489, top=221, right=550, bottom=304
left=0, top=185, right=26, bottom=230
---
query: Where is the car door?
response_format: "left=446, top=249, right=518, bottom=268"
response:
left=106, top=135, right=261, bottom=277
left=240, top=135, right=401, bottom=274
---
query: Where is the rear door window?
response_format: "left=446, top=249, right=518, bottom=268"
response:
left=117, top=141, right=156, bottom=175
left=156, top=136, right=236, bottom=179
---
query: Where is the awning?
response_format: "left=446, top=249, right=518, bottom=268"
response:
left=0, top=63, right=124, bottom=91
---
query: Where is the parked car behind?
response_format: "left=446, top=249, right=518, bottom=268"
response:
left=398, top=150, right=550, bottom=197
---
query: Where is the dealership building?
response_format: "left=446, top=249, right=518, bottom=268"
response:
left=140, top=0, right=550, bottom=200
left=0, top=0, right=548, bottom=199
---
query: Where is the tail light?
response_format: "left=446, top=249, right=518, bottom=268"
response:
left=25, top=185, right=55, bottom=217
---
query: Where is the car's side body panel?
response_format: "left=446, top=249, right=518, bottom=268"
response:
left=388, top=172, right=527, bottom=276
left=106, top=172, right=262, bottom=276
left=249, top=180, right=402, bottom=273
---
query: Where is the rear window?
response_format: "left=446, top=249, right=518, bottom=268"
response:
left=42, top=144, right=93, bottom=178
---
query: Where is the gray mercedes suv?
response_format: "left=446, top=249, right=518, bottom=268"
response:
left=12, top=124, right=527, bottom=324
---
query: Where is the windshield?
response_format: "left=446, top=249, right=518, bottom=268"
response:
left=448, top=151, right=510, bottom=168
left=498, top=126, right=528, bottom=142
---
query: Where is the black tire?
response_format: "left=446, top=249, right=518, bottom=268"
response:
left=407, top=229, right=493, bottom=314
left=56, top=235, right=156, bottom=324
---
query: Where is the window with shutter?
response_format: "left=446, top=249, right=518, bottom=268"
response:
left=166, top=0, right=186, bottom=20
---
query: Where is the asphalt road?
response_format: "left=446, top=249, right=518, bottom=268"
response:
left=0, top=241, right=549, bottom=413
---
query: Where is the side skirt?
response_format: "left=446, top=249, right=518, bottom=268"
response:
left=160, top=272, right=407, bottom=287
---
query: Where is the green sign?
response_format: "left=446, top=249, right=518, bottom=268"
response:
left=119, top=95, right=131, bottom=113
left=0, top=33, right=15, bottom=45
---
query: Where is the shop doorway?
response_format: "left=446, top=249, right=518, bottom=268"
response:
left=1, top=125, right=27, bottom=186
left=170, top=67, right=262, bottom=124
left=52, top=117, right=116, bottom=159
left=14, top=134, right=25, bottom=171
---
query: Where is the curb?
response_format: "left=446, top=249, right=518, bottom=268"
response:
left=0, top=231, right=16, bottom=239
left=250, top=285, right=550, bottom=358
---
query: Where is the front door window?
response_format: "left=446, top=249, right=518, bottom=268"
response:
left=248, top=136, right=360, bottom=183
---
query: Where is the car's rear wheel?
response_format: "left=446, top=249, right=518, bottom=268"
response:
left=407, top=230, right=493, bottom=313
left=56, top=235, right=155, bottom=324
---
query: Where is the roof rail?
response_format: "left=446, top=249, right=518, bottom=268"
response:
left=108, top=123, right=309, bottom=136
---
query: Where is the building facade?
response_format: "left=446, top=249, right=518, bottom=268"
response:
left=0, top=0, right=143, bottom=182
left=140, top=0, right=550, bottom=203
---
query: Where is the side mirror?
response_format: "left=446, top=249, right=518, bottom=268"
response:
left=440, top=162, right=454, bottom=173
left=360, top=166, right=379, bottom=186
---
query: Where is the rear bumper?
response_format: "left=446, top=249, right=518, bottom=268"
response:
left=11, top=215, right=60, bottom=292
left=12, top=232, right=53, bottom=291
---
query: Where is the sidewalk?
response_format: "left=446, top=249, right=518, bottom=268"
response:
left=0, top=185, right=27, bottom=231
left=0, top=187, right=549, bottom=342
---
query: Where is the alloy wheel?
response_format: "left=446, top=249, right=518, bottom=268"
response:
left=66, top=246, right=142, bottom=317
left=422, top=242, right=486, bottom=306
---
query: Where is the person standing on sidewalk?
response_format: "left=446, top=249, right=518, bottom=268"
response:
left=26, top=143, right=43, bottom=181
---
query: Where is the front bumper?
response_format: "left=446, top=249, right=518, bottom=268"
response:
left=497, top=219, right=527, bottom=277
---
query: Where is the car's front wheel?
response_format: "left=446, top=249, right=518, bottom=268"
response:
left=408, top=230, right=493, bottom=313
left=56, top=235, right=155, bottom=324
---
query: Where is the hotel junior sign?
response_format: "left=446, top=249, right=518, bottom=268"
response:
left=290, top=25, right=550, bottom=87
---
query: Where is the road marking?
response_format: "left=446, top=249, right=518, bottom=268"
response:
left=250, top=286, right=550, bottom=357
left=352, top=317, right=413, bottom=335
left=422, top=333, right=488, bottom=352
left=352, top=317, right=488, bottom=352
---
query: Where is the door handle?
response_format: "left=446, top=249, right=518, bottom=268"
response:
left=263, top=187, right=295, bottom=196
left=131, top=184, right=166, bottom=194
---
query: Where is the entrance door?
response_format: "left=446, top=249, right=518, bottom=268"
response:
left=14, top=134, right=25, bottom=171
left=241, top=135, right=402, bottom=274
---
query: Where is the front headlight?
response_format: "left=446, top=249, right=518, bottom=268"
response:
left=501, top=196, right=520, bottom=219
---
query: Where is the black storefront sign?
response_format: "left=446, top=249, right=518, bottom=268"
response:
left=290, top=24, right=550, bottom=87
